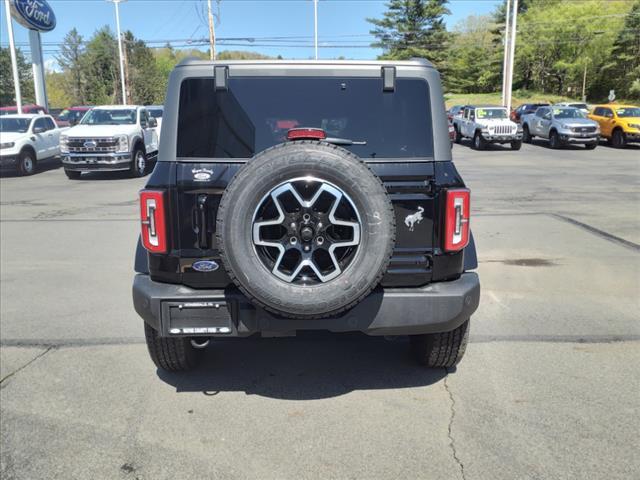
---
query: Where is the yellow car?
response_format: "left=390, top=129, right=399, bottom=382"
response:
left=589, top=104, right=640, bottom=148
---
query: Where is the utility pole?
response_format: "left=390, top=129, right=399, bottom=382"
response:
left=4, top=0, right=22, bottom=113
left=314, top=0, right=318, bottom=60
left=108, top=0, right=128, bottom=105
left=505, top=0, right=518, bottom=112
left=501, top=0, right=511, bottom=107
left=122, top=33, right=131, bottom=104
left=582, top=62, right=588, bottom=102
left=207, top=0, right=216, bottom=60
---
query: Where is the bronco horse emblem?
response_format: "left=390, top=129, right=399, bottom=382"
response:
left=404, top=206, right=424, bottom=232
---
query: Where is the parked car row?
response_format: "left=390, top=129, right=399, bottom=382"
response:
left=448, top=102, right=640, bottom=150
left=0, top=105, right=163, bottom=178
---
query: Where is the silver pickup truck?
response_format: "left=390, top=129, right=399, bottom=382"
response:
left=521, top=106, right=600, bottom=149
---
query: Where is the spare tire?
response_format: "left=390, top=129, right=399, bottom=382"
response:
left=216, top=141, right=395, bottom=319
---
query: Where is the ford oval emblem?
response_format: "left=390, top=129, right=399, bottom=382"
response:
left=192, top=260, right=219, bottom=272
left=10, top=0, right=57, bottom=32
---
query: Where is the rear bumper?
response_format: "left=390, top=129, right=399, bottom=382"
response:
left=132, top=272, right=480, bottom=337
left=62, top=153, right=131, bottom=172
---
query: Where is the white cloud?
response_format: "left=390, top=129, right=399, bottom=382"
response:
left=44, top=57, right=60, bottom=73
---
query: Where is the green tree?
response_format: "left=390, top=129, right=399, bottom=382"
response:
left=601, top=1, right=640, bottom=100
left=0, top=47, right=35, bottom=106
left=83, top=26, right=119, bottom=104
left=514, top=0, right=630, bottom=97
left=46, top=71, right=73, bottom=108
left=446, top=15, right=500, bottom=93
left=367, top=0, right=451, bottom=67
left=123, top=31, right=164, bottom=105
left=56, top=28, right=86, bottom=104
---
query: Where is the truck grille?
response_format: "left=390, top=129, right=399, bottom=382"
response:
left=67, top=137, right=117, bottom=153
left=493, top=125, right=513, bottom=135
left=571, top=126, right=597, bottom=133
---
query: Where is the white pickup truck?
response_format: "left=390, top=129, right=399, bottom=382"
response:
left=60, top=105, right=159, bottom=179
left=0, top=114, right=61, bottom=175
left=453, top=105, right=523, bottom=150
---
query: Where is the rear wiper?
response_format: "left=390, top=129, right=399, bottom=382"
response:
left=324, top=137, right=367, bottom=146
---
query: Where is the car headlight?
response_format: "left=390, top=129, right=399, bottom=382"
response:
left=59, top=135, right=68, bottom=153
left=628, top=123, right=640, bottom=130
left=561, top=123, right=569, bottom=130
left=0, top=142, right=15, bottom=149
left=115, top=135, right=129, bottom=153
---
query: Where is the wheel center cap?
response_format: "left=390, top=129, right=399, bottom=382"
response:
left=300, top=226, right=314, bottom=242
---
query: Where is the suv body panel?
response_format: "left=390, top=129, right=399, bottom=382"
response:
left=133, top=60, right=479, bottom=338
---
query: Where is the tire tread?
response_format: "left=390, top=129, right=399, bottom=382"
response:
left=144, top=323, right=201, bottom=371
left=410, top=319, right=470, bottom=368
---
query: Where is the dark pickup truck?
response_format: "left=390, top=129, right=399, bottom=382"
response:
left=132, top=59, right=480, bottom=372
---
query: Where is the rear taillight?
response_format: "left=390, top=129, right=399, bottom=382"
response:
left=140, top=190, right=167, bottom=253
left=444, top=189, right=470, bottom=252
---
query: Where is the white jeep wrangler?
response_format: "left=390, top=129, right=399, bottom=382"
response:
left=453, top=105, right=523, bottom=150
left=60, top=105, right=159, bottom=179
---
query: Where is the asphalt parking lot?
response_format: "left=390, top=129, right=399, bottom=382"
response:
left=1, top=142, right=639, bottom=479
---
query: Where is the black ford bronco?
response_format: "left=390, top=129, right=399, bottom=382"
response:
left=132, top=59, right=480, bottom=372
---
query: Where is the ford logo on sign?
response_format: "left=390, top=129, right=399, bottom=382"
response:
left=192, top=260, right=219, bottom=273
left=10, top=0, right=57, bottom=32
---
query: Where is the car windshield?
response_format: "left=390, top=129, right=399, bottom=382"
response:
left=80, top=109, right=136, bottom=125
left=476, top=108, right=507, bottom=119
left=553, top=108, right=586, bottom=119
left=148, top=108, right=163, bottom=118
left=58, top=109, right=71, bottom=121
left=615, top=107, right=640, bottom=117
left=0, top=117, right=31, bottom=133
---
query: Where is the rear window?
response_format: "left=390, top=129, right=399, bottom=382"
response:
left=177, top=77, right=433, bottom=159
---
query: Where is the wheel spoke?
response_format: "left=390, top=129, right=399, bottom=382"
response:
left=252, top=177, right=361, bottom=284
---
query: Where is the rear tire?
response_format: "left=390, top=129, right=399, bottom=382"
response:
left=18, top=150, right=36, bottom=176
left=454, top=126, right=462, bottom=144
left=472, top=131, right=486, bottom=150
left=522, top=124, right=532, bottom=143
left=510, top=140, right=522, bottom=150
left=410, top=319, right=470, bottom=368
left=611, top=129, right=626, bottom=148
left=65, top=169, right=81, bottom=180
left=144, top=322, right=202, bottom=372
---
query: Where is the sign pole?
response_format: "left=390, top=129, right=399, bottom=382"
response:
left=29, top=29, right=48, bottom=110
left=501, top=0, right=511, bottom=107
left=505, top=0, right=518, bottom=112
left=4, top=0, right=23, bottom=113
left=314, top=0, right=318, bottom=60
left=109, top=0, right=128, bottom=105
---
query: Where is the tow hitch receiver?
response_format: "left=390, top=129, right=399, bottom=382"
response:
left=162, top=300, right=234, bottom=336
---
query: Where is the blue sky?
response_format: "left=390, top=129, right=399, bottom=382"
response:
left=1, top=0, right=501, bottom=66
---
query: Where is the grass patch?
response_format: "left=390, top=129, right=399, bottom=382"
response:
left=444, top=90, right=578, bottom=109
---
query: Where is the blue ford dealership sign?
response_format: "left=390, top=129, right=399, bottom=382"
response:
left=10, top=0, right=56, bottom=32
